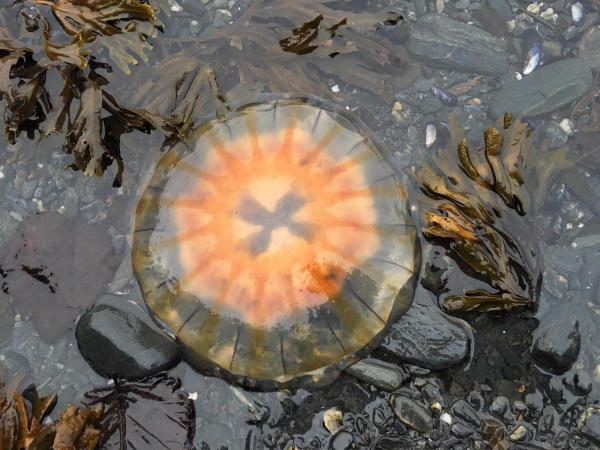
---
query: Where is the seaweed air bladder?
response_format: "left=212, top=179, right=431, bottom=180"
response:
left=132, top=96, right=419, bottom=389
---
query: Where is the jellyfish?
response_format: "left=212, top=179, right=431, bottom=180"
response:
left=132, top=96, right=419, bottom=389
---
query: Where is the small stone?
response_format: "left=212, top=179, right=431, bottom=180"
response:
left=490, top=396, right=509, bottom=416
left=527, top=3, right=540, bottom=14
left=532, top=314, right=581, bottom=374
left=414, top=78, right=436, bottom=92
left=509, top=425, right=527, bottom=441
left=524, top=392, right=544, bottom=412
left=330, top=431, right=353, bottom=450
left=345, top=358, right=405, bottom=391
left=189, top=19, right=200, bottom=34
left=513, top=401, right=528, bottom=413
left=323, top=408, right=343, bottom=434
left=578, top=407, right=600, bottom=445
left=440, top=412, right=452, bottom=425
left=451, top=400, right=481, bottom=427
left=559, top=118, right=575, bottom=136
left=430, top=401, right=442, bottom=415
left=451, top=422, right=473, bottom=437
left=391, top=395, right=433, bottom=433
left=212, top=9, right=231, bottom=27
left=76, top=304, right=181, bottom=379
left=564, top=369, right=593, bottom=395
left=540, top=7, right=554, bottom=19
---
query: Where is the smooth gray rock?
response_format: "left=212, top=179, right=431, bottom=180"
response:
left=380, top=288, right=470, bottom=370
left=344, top=358, right=405, bottom=391
left=407, top=15, right=509, bottom=75
left=488, top=59, right=593, bottom=118
left=532, top=314, right=581, bottom=374
left=578, top=26, right=600, bottom=69
left=391, top=395, right=433, bottom=432
left=76, top=304, right=181, bottom=379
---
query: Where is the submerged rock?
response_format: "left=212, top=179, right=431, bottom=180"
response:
left=531, top=313, right=581, bottom=374
left=578, top=26, right=600, bottom=69
left=407, top=15, right=509, bottom=75
left=391, top=395, right=433, bottom=433
left=380, top=288, right=470, bottom=370
left=344, top=358, right=405, bottom=391
left=76, top=304, right=181, bottom=379
left=488, top=59, right=593, bottom=118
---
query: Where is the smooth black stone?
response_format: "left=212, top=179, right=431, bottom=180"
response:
left=381, top=288, right=470, bottom=370
left=344, top=358, right=405, bottom=391
left=451, top=400, right=482, bottom=427
left=451, top=422, right=474, bottom=438
left=407, top=15, right=509, bottom=75
left=580, top=408, right=600, bottom=445
left=532, top=315, right=581, bottom=374
left=391, top=395, right=433, bottom=433
left=76, top=304, right=181, bottom=379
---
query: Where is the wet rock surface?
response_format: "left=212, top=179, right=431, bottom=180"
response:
left=391, top=395, right=433, bottom=432
left=578, top=26, right=600, bottom=69
left=379, top=288, right=470, bottom=370
left=1, top=0, right=600, bottom=448
left=76, top=303, right=181, bottom=379
left=532, top=312, right=581, bottom=374
left=344, top=358, right=405, bottom=391
left=488, top=59, right=593, bottom=118
left=407, top=15, right=509, bottom=75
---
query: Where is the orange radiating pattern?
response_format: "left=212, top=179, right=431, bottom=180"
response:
left=170, top=116, right=380, bottom=327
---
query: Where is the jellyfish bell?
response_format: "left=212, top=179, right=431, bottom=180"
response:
left=132, top=95, right=420, bottom=390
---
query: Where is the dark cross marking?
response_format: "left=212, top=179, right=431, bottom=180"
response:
left=237, top=191, right=315, bottom=256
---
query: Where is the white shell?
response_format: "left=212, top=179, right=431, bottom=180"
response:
left=571, top=2, right=584, bottom=23
left=425, top=123, right=437, bottom=148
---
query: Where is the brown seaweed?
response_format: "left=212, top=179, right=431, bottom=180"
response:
left=417, top=112, right=572, bottom=312
left=0, top=25, right=154, bottom=186
left=0, top=377, right=101, bottom=450
left=121, top=0, right=421, bottom=145
left=35, top=0, right=158, bottom=74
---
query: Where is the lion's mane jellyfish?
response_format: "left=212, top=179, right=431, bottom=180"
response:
left=132, top=97, right=419, bottom=389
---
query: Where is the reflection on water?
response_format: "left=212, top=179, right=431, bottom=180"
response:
left=1, top=0, right=600, bottom=447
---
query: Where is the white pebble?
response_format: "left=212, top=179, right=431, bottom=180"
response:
left=571, top=2, right=584, bottom=23
left=331, top=84, right=340, bottom=93
left=559, top=118, right=575, bottom=135
left=526, top=3, right=540, bottom=14
left=540, top=7, right=554, bottom=20
left=440, top=412, right=452, bottom=425
left=169, top=0, right=183, bottom=12
left=188, top=392, right=198, bottom=400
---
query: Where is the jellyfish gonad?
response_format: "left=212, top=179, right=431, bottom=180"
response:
left=132, top=96, right=419, bottom=389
